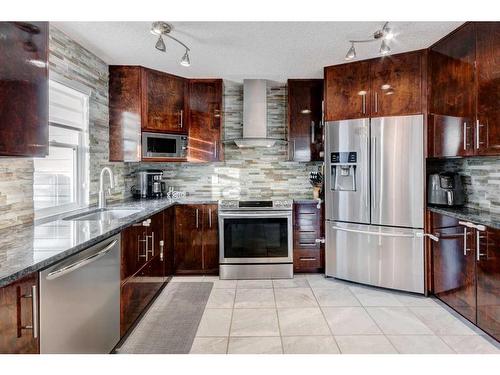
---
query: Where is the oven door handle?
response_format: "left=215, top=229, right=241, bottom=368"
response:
left=219, top=212, right=292, bottom=219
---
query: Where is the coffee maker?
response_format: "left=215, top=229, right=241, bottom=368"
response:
left=428, top=172, right=465, bottom=206
left=131, top=170, right=166, bottom=199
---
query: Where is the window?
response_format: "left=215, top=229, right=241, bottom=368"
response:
left=34, top=80, right=90, bottom=219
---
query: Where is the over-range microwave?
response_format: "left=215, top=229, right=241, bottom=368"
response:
left=142, top=132, right=188, bottom=159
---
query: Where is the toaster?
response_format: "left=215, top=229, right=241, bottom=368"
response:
left=428, top=172, right=465, bottom=206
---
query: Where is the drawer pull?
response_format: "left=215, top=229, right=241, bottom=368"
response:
left=299, top=257, right=317, bottom=261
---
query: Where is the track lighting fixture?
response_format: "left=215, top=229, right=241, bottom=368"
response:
left=150, top=21, right=192, bottom=67
left=344, top=22, right=395, bottom=61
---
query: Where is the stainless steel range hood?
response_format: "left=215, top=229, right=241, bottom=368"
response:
left=231, top=79, right=284, bottom=148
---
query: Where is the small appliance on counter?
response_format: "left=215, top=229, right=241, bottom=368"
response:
left=131, top=170, right=166, bottom=199
left=428, top=172, right=465, bottom=206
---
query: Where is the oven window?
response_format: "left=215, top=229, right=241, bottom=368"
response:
left=147, top=137, right=177, bottom=154
left=224, top=218, right=289, bottom=258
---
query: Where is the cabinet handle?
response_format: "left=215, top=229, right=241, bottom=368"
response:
left=180, top=110, right=184, bottom=128
left=463, top=227, right=470, bottom=256
left=209, top=208, right=212, bottom=228
left=374, top=92, right=378, bottom=113
left=214, top=141, right=218, bottom=160
left=463, top=122, right=467, bottom=151
left=476, top=228, right=486, bottom=261
left=362, top=94, right=366, bottom=114
left=19, top=285, right=38, bottom=339
left=292, top=140, right=296, bottom=160
left=311, top=121, right=315, bottom=144
left=195, top=208, right=199, bottom=229
left=138, top=234, right=147, bottom=261
left=299, top=257, right=317, bottom=261
left=159, top=240, right=164, bottom=262
left=315, top=238, right=325, bottom=244
left=149, top=231, right=155, bottom=257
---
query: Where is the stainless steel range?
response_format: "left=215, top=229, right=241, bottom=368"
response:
left=218, top=199, right=293, bottom=279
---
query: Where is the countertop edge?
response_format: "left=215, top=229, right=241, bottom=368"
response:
left=427, top=206, right=500, bottom=230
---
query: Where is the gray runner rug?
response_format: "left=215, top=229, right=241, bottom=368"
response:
left=116, top=282, right=213, bottom=354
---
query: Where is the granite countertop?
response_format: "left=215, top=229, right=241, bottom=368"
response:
left=0, top=197, right=217, bottom=288
left=427, top=205, right=500, bottom=230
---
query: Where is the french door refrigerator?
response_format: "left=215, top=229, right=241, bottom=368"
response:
left=324, top=114, right=425, bottom=293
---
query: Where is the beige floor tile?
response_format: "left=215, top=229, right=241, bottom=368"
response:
left=228, top=337, right=283, bottom=354
left=313, top=288, right=361, bottom=307
left=206, top=289, right=236, bottom=308
left=282, top=336, right=340, bottom=354
left=278, top=308, right=331, bottom=336
left=212, top=279, right=238, bottom=289
left=307, top=275, right=346, bottom=289
left=386, top=335, right=454, bottom=354
left=273, top=278, right=309, bottom=288
left=409, top=307, right=478, bottom=336
left=274, top=287, right=318, bottom=307
left=196, top=309, right=232, bottom=337
left=394, top=293, right=438, bottom=307
left=335, top=335, right=397, bottom=354
left=366, top=307, right=434, bottom=335
left=348, top=286, right=404, bottom=307
left=322, top=307, right=382, bottom=335
left=230, top=308, right=280, bottom=336
left=170, top=276, right=206, bottom=282
left=440, top=335, right=500, bottom=354
left=189, top=337, right=228, bottom=354
left=237, top=279, right=273, bottom=289
left=234, top=288, right=275, bottom=308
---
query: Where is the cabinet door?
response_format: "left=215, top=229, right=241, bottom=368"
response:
left=109, top=66, right=142, bottom=162
left=187, top=79, right=223, bottom=162
left=428, top=23, right=476, bottom=157
left=370, top=51, right=423, bottom=117
left=293, top=203, right=323, bottom=273
left=476, top=226, right=500, bottom=340
left=163, top=206, right=175, bottom=276
left=143, top=68, right=186, bottom=133
left=0, top=22, right=48, bottom=157
left=288, top=80, right=324, bottom=161
left=121, top=220, right=150, bottom=281
left=202, top=205, right=219, bottom=274
left=432, top=214, right=476, bottom=323
left=174, top=205, right=203, bottom=273
left=324, top=61, right=370, bottom=121
left=148, top=211, right=165, bottom=277
left=476, top=22, right=500, bottom=156
left=0, top=273, right=39, bottom=353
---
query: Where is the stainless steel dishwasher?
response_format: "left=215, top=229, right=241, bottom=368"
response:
left=39, top=234, right=120, bottom=353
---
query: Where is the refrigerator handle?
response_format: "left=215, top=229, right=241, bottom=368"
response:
left=371, top=136, right=376, bottom=209
left=365, top=135, right=369, bottom=208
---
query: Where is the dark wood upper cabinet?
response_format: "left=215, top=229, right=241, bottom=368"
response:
left=0, top=22, right=48, bottom=157
left=0, top=273, right=39, bottom=354
left=431, top=213, right=476, bottom=323
left=475, top=22, right=500, bottom=156
left=142, top=68, right=186, bottom=133
left=187, top=79, right=223, bottom=162
left=476, top=226, right=500, bottom=341
left=324, top=61, right=370, bottom=121
left=370, top=50, right=424, bottom=117
left=288, top=79, right=324, bottom=161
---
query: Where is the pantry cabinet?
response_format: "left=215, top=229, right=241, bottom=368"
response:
left=0, top=22, right=48, bottom=157
left=428, top=22, right=500, bottom=157
left=0, top=273, right=39, bottom=354
left=174, top=204, right=219, bottom=275
left=288, top=79, right=324, bottom=161
left=431, top=211, right=500, bottom=340
left=293, top=202, right=324, bottom=273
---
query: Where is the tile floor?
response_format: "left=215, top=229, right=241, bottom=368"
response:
left=169, top=274, right=500, bottom=354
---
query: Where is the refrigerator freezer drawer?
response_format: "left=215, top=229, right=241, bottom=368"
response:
left=325, top=221, right=424, bottom=294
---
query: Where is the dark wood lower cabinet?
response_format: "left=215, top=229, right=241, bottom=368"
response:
left=431, top=211, right=500, bottom=341
left=293, top=202, right=324, bottom=273
left=174, top=204, right=219, bottom=275
left=0, top=273, right=39, bottom=354
left=476, top=227, right=500, bottom=340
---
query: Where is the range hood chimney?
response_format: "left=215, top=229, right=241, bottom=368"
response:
left=232, top=79, right=283, bottom=148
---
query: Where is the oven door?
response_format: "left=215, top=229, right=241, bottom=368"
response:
left=142, top=132, right=186, bottom=158
left=219, top=211, right=293, bottom=264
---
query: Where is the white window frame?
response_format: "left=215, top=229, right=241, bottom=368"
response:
left=34, top=77, right=90, bottom=220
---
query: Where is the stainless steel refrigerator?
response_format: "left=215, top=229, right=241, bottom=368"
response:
left=324, top=114, right=425, bottom=294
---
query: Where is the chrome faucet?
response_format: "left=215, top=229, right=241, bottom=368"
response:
left=98, top=167, right=115, bottom=209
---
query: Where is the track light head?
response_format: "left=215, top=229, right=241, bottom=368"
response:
left=155, top=35, right=166, bottom=52
left=345, top=43, right=356, bottom=60
left=180, top=50, right=191, bottom=67
left=380, top=39, right=391, bottom=55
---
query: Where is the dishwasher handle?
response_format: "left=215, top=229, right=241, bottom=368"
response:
left=46, top=239, right=118, bottom=281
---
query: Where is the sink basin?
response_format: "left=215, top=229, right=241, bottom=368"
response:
left=63, top=207, right=142, bottom=221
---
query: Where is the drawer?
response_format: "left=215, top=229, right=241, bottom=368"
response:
left=294, top=230, right=320, bottom=248
left=294, top=249, right=322, bottom=271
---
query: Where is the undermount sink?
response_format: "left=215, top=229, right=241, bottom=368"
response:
left=63, top=207, right=143, bottom=221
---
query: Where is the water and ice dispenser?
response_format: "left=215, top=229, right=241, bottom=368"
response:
left=330, top=152, right=357, bottom=191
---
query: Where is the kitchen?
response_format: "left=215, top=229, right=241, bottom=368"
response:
left=1, top=2, right=499, bottom=369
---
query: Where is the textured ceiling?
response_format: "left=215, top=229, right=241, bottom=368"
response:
left=53, top=21, right=463, bottom=82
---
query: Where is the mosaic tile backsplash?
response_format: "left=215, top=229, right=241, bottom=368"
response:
left=427, top=157, right=500, bottom=213
left=126, top=82, right=322, bottom=200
